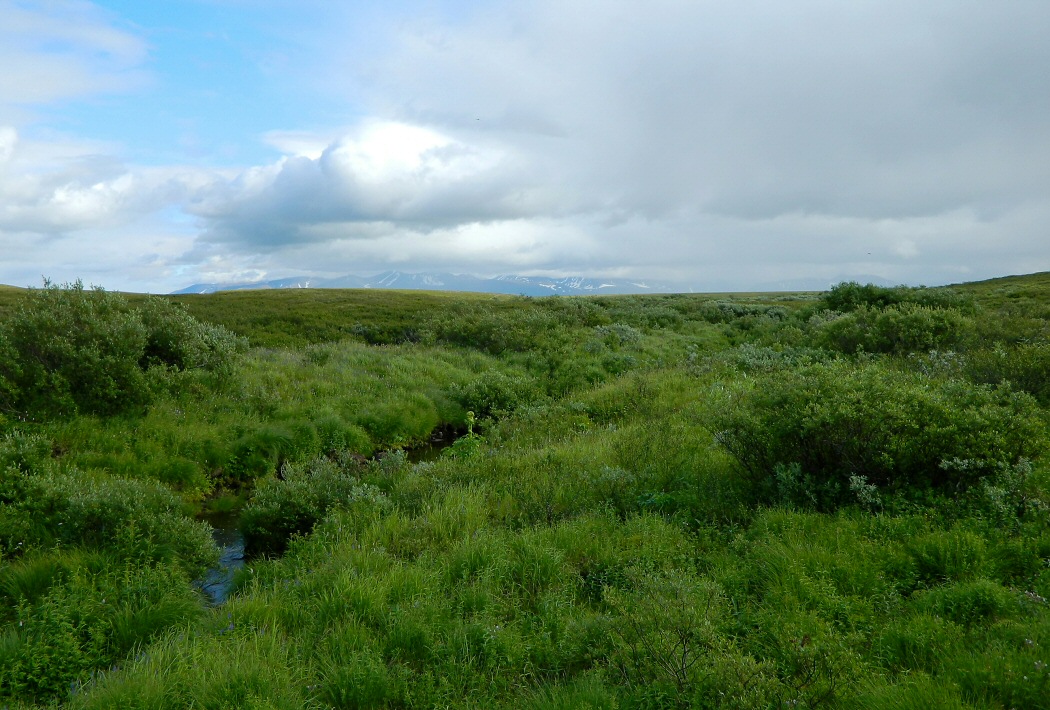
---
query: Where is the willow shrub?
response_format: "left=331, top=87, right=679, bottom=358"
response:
left=0, top=463, right=215, bottom=572
left=0, top=281, right=244, bottom=419
left=239, top=456, right=388, bottom=556
left=966, top=342, right=1050, bottom=405
left=711, top=360, right=1045, bottom=510
left=818, top=281, right=974, bottom=313
left=815, top=302, right=974, bottom=355
left=0, top=553, right=203, bottom=705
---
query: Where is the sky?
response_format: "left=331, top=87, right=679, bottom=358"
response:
left=1, top=0, right=1048, bottom=294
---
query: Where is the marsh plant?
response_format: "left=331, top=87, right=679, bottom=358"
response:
left=0, top=277, right=1049, bottom=708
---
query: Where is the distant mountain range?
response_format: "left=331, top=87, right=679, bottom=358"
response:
left=172, top=270, right=892, bottom=296
left=172, top=271, right=694, bottom=296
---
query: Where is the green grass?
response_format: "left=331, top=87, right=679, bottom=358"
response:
left=2, top=272, right=1050, bottom=708
left=167, top=288, right=516, bottom=348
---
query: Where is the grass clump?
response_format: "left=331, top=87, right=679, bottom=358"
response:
left=1, top=273, right=1050, bottom=708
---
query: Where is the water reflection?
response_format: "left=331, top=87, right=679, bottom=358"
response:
left=196, top=511, right=245, bottom=605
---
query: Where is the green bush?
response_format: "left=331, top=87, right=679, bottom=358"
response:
left=137, top=296, right=245, bottom=378
left=966, top=342, right=1050, bottom=404
left=711, top=361, right=1045, bottom=509
left=312, top=412, right=373, bottom=455
left=698, top=300, right=789, bottom=324
left=0, top=558, right=201, bottom=704
left=914, top=578, right=1017, bottom=625
left=424, top=302, right=565, bottom=355
left=0, top=281, right=243, bottom=418
left=223, top=425, right=304, bottom=484
left=819, top=281, right=973, bottom=313
left=0, top=466, right=215, bottom=571
left=816, top=303, right=973, bottom=355
left=0, top=429, right=52, bottom=473
left=240, top=456, right=388, bottom=556
left=355, top=394, right=440, bottom=446
left=447, top=372, right=541, bottom=419
left=0, top=281, right=149, bottom=416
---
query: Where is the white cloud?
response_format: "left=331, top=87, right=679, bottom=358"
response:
left=0, top=125, right=15, bottom=163
left=188, top=119, right=569, bottom=251
left=2, top=1, right=1049, bottom=292
left=0, top=127, right=218, bottom=233
left=0, top=0, right=147, bottom=111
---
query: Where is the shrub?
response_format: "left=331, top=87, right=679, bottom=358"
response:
left=423, top=303, right=564, bottom=355
left=312, top=412, right=373, bottom=455
left=697, top=301, right=788, bottom=325
left=355, top=394, right=440, bottom=447
left=0, top=429, right=52, bottom=473
left=966, top=342, right=1050, bottom=404
left=0, top=281, right=244, bottom=418
left=0, top=466, right=215, bottom=571
left=240, top=456, right=388, bottom=556
left=711, top=361, right=1045, bottom=509
left=137, top=296, right=246, bottom=378
left=816, top=303, right=973, bottom=355
left=914, top=579, right=1017, bottom=625
left=0, top=281, right=149, bottom=416
left=604, top=569, right=727, bottom=696
left=0, top=559, right=202, bottom=704
left=818, top=282, right=973, bottom=313
left=447, top=372, right=541, bottom=419
left=223, top=426, right=297, bottom=484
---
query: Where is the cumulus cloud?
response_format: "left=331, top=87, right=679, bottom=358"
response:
left=175, top=0, right=1047, bottom=288
left=322, top=0, right=1049, bottom=284
left=0, top=126, right=222, bottom=234
left=188, top=120, right=571, bottom=249
left=2, top=0, right=1049, bottom=292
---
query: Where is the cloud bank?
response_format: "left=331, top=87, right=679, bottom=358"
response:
left=1, top=0, right=1048, bottom=292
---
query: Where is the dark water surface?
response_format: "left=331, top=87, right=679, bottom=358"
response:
left=196, top=510, right=245, bottom=605
left=194, top=434, right=457, bottom=603
left=406, top=428, right=457, bottom=463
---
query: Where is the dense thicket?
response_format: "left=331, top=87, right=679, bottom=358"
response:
left=713, top=360, right=1044, bottom=509
left=1, top=275, right=1049, bottom=708
left=0, top=281, right=244, bottom=419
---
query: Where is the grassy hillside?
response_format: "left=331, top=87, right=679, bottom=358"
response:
left=0, top=274, right=1049, bottom=708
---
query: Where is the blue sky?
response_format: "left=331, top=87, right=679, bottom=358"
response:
left=24, top=1, right=371, bottom=165
left=1, top=0, right=1049, bottom=293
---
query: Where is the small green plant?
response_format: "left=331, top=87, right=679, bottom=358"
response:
left=240, top=456, right=388, bottom=555
left=442, top=411, right=482, bottom=460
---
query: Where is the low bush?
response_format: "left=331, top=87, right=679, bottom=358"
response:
left=0, top=466, right=215, bottom=572
left=447, top=371, right=541, bottom=419
left=355, top=393, right=440, bottom=446
left=816, top=303, right=973, bottom=354
left=240, top=457, right=388, bottom=556
left=819, top=281, right=974, bottom=313
left=914, top=579, right=1018, bottom=625
left=0, top=281, right=244, bottom=419
left=711, top=361, right=1045, bottom=509
left=966, top=342, right=1050, bottom=404
left=0, top=557, right=202, bottom=704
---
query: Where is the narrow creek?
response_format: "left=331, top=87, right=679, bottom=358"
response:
left=196, top=510, right=246, bottom=605
left=195, top=430, right=459, bottom=604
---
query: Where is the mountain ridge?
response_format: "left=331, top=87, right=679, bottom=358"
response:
left=172, top=271, right=692, bottom=296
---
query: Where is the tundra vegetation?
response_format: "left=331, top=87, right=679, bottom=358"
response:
left=0, top=273, right=1049, bottom=708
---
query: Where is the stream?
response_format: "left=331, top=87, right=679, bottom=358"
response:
left=194, top=431, right=458, bottom=604
left=195, top=510, right=245, bottom=605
